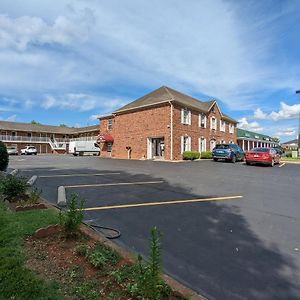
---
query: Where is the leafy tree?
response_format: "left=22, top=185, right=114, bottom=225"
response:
left=59, top=124, right=67, bottom=127
left=0, top=141, right=9, bottom=172
left=30, top=120, right=41, bottom=125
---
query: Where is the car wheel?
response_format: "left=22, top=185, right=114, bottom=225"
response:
left=231, top=155, right=236, bottom=163
left=246, top=161, right=251, bottom=165
left=213, top=158, right=218, bottom=162
left=270, top=159, right=274, bottom=167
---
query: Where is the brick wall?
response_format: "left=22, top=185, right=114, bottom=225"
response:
left=100, top=104, right=171, bottom=160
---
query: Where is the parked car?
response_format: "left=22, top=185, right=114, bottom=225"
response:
left=273, top=146, right=284, bottom=155
left=245, top=147, right=280, bottom=167
left=212, top=144, right=245, bottom=163
left=20, top=146, right=37, bottom=155
left=7, top=147, right=18, bottom=155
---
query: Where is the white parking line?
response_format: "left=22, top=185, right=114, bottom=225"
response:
left=279, top=163, right=286, bottom=168
left=65, top=180, right=164, bottom=189
left=39, top=172, right=121, bottom=178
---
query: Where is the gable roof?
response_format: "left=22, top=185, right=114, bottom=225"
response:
left=113, top=86, right=237, bottom=122
left=237, top=128, right=278, bottom=143
left=0, top=121, right=98, bottom=135
left=282, top=139, right=298, bottom=145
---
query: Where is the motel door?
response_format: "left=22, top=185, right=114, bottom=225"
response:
left=151, top=138, right=164, bottom=159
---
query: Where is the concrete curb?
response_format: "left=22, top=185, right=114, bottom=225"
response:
left=27, top=175, right=37, bottom=186
left=10, top=169, right=18, bottom=176
left=57, top=186, right=67, bottom=206
left=281, top=160, right=300, bottom=164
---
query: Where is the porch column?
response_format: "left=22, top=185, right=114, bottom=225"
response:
left=242, top=139, right=245, bottom=151
left=247, top=140, right=250, bottom=151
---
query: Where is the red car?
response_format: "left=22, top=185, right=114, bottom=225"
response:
left=245, top=147, right=280, bottom=167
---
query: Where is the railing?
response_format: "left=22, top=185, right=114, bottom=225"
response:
left=69, top=136, right=98, bottom=142
left=0, top=135, right=50, bottom=142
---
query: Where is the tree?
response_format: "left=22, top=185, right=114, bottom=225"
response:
left=31, top=120, right=41, bottom=125
left=0, top=141, right=9, bottom=172
left=59, top=124, right=67, bottom=127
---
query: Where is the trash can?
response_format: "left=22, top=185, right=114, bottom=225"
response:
left=292, top=150, right=298, bottom=158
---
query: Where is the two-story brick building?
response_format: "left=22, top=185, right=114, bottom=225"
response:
left=99, top=86, right=237, bottom=160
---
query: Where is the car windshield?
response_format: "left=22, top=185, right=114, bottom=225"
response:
left=251, top=148, right=269, bottom=153
left=28, top=147, right=35, bottom=149
left=215, top=144, right=230, bottom=149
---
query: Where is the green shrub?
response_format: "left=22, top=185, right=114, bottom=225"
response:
left=59, top=193, right=84, bottom=238
left=0, top=141, right=9, bottom=172
left=75, top=243, right=89, bottom=256
left=182, top=151, right=200, bottom=160
left=0, top=175, right=28, bottom=202
left=200, top=151, right=212, bottom=159
left=285, top=152, right=292, bottom=158
left=130, top=227, right=170, bottom=300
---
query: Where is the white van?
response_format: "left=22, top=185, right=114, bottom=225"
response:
left=69, top=141, right=100, bottom=156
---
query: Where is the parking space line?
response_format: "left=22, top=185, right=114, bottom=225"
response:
left=279, top=163, right=286, bottom=168
left=65, top=180, right=164, bottom=188
left=83, top=195, right=243, bottom=211
left=39, top=172, right=121, bottom=178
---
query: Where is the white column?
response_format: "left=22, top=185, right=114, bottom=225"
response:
left=247, top=140, right=250, bottom=150
left=242, top=140, right=245, bottom=151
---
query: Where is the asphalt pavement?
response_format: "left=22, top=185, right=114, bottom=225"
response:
left=9, top=155, right=300, bottom=300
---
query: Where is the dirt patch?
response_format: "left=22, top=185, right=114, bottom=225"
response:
left=25, top=230, right=185, bottom=299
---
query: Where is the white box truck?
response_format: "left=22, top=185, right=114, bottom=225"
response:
left=69, top=141, right=100, bottom=156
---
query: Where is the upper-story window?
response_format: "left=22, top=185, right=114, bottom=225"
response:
left=181, top=108, right=191, bottom=125
left=220, top=120, right=226, bottom=132
left=107, top=119, right=113, bottom=130
left=229, top=123, right=235, bottom=134
left=199, top=113, right=207, bottom=128
left=210, top=117, right=217, bottom=130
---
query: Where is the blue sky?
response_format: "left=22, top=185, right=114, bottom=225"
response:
left=0, top=0, right=300, bottom=141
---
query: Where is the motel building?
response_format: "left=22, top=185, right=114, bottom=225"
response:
left=0, top=121, right=99, bottom=154
left=98, top=86, right=238, bottom=161
left=237, top=128, right=279, bottom=151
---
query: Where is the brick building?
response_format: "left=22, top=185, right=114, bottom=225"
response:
left=99, top=86, right=238, bottom=160
left=0, top=121, right=99, bottom=154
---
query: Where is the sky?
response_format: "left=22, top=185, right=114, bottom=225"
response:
left=0, top=0, right=300, bottom=142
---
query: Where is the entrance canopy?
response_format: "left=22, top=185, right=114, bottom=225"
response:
left=97, top=134, right=114, bottom=143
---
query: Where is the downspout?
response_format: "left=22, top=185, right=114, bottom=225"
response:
left=169, top=101, right=173, bottom=160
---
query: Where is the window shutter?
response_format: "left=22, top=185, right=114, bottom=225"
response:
left=188, top=136, right=191, bottom=151
left=189, top=111, right=191, bottom=125
left=198, top=114, right=201, bottom=127
left=181, top=109, right=184, bottom=124
left=198, top=138, right=201, bottom=152
left=181, top=136, right=184, bottom=154
left=203, top=138, right=206, bottom=152
left=210, top=117, right=212, bottom=129
left=204, top=116, right=206, bottom=128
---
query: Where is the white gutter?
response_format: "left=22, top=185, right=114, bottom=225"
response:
left=169, top=101, right=173, bottom=160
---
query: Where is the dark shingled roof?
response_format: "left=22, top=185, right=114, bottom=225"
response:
left=113, top=86, right=238, bottom=123
left=0, top=121, right=99, bottom=134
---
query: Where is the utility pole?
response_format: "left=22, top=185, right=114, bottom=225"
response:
left=296, top=90, right=300, bottom=156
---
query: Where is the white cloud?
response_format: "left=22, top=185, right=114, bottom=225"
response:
left=237, top=117, right=263, bottom=132
left=276, top=128, right=296, bottom=137
left=89, top=114, right=99, bottom=121
left=0, top=114, right=17, bottom=121
left=253, top=102, right=300, bottom=121
left=42, top=93, right=126, bottom=112
left=0, top=10, right=94, bottom=51
left=253, top=108, right=267, bottom=119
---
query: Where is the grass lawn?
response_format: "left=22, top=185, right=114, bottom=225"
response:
left=281, top=157, right=300, bottom=162
left=0, top=204, right=62, bottom=299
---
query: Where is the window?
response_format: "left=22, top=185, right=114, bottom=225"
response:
left=210, top=139, right=216, bottom=150
left=199, top=137, right=206, bottom=152
left=229, top=123, right=234, bottom=134
left=181, top=108, right=191, bottom=125
left=229, top=140, right=233, bottom=144
left=181, top=136, right=191, bottom=153
left=199, top=113, right=207, bottom=128
left=220, top=139, right=226, bottom=144
left=220, top=120, right=225, bottom=132
left=210, top=117, right=217, bottom=130
left=107, top=119, right=113, bottom=130
left=107, top=142, right=112, bottom=152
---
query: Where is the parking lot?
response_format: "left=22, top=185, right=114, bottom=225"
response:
left=10, top=155, right=300, bottom=300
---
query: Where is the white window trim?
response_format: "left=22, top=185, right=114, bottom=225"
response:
left=229, top=123, right=234, bottom=134
left=181, top=136, right=191, bottom=153
left=199, top=113, right=207, bottom=128
left=220, top=120, right=226, bottom=132
left=107, top=119, right=113, bottom=130
left=181, top=108, right=191, bottom=125
left=210, top=117, right=217, bottom=130
left=198, top=137, right=206, bottom=152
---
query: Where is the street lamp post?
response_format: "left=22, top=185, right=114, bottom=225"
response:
left=296, top=90, right=300, bottom=156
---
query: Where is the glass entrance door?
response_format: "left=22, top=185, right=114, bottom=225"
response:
left=151, top=138, right=164, bottom=159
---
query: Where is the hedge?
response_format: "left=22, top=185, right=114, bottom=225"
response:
left=0, top=141, right=9, bottom=171
left=183, top=151, right=200, bottom=160
left=200, top=151, right=212, bottom=159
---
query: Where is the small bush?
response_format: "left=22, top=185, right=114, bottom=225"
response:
left=200, top=151, right=212, bottom=159
left=0, top=175, right=28, bottom=202
left=75, top=243, right=89, bottom=256
left=59, top=193, right=84, bottom=238
left=182, top=151, right=200, bottom=160
left=285, top=152, right=292, bottom=158
left=28, top=188, right=42, bottom=204
left=0, top=141, right=9, bottom=172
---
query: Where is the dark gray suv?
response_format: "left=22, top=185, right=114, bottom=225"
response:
left=212, top=144, right=245, bottom=163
